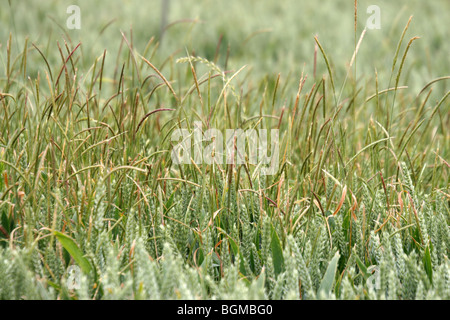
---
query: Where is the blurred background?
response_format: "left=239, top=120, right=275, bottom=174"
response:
left=1, top=0, right=449, bottom=94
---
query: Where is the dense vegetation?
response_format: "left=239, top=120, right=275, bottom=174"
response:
left=0, top=0, right=448, bottom=299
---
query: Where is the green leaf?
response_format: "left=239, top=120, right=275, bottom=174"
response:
left=46, top=280, right=61, bottom=291
left=270, top=225, right=284, bottom=276
left=318, top=251, right=340, bottom=297
left=218, top=228, right=247, bottom=275
left=164, top=191, right=176, bottom=215
left=255, top=267, right=266, bottom=290
left=423, top=244, right=433, bottom=284
left=355, top=254, right=371, bottom=280
left=54, top=231, right=92, bottom=274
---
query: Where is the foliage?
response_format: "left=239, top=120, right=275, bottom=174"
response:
left=0, top=0, right=448, bottom=300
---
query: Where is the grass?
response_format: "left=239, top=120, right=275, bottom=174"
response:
left=0, top=0, right=448, bottom=300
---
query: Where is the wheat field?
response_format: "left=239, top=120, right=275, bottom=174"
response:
left=0, top=0, right=448, bottom=300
